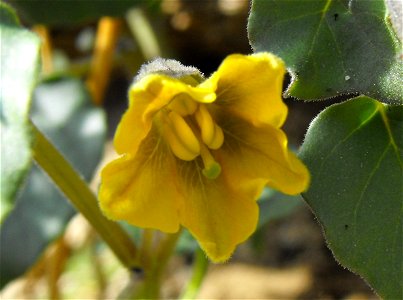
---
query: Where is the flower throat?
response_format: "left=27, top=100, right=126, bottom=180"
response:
left=161, top=94, right=224, bottom=180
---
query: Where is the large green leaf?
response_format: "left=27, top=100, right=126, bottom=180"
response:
left=248, top=0, right=403, bottom=103
left=0, top=3, right=40, bottom=222
left=7, top=0, right=149, bottom=26
left=299, top=96, right=402, bottom=298
left=0, top=77, right=107, bottom=288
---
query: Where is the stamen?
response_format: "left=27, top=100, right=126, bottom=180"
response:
left=168, top=94, right=198, bottom=116
left=200, top=144, right=221, bottom=179
left=195, top=104, right=215, bottom=144
left=195, top=105, right=224, bottom=150
left=163, top=111, right=200, bottom=161
left=208, top=124, right=224, bottom=150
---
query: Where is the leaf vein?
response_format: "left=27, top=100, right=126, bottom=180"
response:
left=351, top=143, right=391, bottom=260
left=316, top=104, right=380, bottom=177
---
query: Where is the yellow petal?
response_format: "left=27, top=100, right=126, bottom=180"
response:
left=115, top=74, right=215, bottom=155
left=175, top=160, right=259, bottom=262
left=202, top=53, right=288, bottom=128
left=99, top=127, right=182, bottom=233
left=216, top=113, right=310, bottom=196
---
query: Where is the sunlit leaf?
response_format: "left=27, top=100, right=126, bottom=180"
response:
left=0, top=3, right=40, bottom=223
left=0, top=77, right=107, bottom=288
left=248, top=0, right=403, bottom=103
left=299, top=96, right=402, bottom=298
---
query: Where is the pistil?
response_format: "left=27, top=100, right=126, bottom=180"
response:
left=200, top=144, right=221, bottom=179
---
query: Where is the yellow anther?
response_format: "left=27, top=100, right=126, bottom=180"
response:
left=165, top=111, right=200, bottom=161
left=200, top=144, right=221, bottom=179
left=163, top=125, right=198, bottom=161
left=168, top=94, right=198, bottom=116
left=195, top=105, right=224, bottom=150
left=195, top=105, right=215, bottom=144
left=207, top=124, right=224, bottom=150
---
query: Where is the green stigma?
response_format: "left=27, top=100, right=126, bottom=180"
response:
left=202, top=162, right=221, bottom=179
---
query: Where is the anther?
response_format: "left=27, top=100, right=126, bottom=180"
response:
left=200, top=144, right=221, bottom=179
left=195, top=105, right=224, bottom=150
left=164, top=111, right=200, bottom=161
left=207, top=124, right=224, bottom=150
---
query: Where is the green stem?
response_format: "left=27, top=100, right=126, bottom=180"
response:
left=180, top=247, right=209, bottom=299
left=31, top=122, right=138, bottom=269
left=126, top=7, right=161, bottom=60
left=138, top=229, right=154, bottom=270
left=154, top=229, right=182, bottom=276
left=129, top=230, right=182, bottom=299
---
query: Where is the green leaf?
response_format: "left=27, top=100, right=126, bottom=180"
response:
left=299, top=96, right=402, bottom=299
left=0, top=77, right=107, bottom=288
left=0, top=3, right=40, bottom=223
left=8, top=0, right=149, bottom=26
left=0, top=2, right=20, bottom=25
left=248, top=0, right=403, bottom=103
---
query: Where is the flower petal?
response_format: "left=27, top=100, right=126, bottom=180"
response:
left=216, top=113, right=310, bottom=196
left=201, top=53, right=288, bottom=128
left=99, top=127, right=182, bottom=232
left=115, top=74, right=215, bottom=155
left=175, top=160, right=259, bottom=262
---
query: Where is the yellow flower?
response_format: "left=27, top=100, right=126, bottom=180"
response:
left=99, top=53, right=309, bottom=262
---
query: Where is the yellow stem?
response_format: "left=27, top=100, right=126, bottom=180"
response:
left=32, top=25, right=53, bottom=74
left=47, top=238, right=70, bottom=300
left=86, top=17, right=121, bottom=106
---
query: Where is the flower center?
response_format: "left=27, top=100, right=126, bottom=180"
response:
left=162, top=96, right=224, bottom=179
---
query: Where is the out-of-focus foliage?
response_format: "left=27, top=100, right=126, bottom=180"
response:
left=0, top=77, right=107, bottom=288
left=248, top=0, right=403, bottom=103
left=0, top=3, right=40, bottom=222
left=300, top=96, right=403, bottom=299
left=6, top=0, right=154, bottom=26
left=258, top=188, right=303, bottom=227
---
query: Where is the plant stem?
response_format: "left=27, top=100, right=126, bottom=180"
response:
left=154, top=229, right=182, bottom=278
left=128, top=230, right=182, bottom=299
left=86, top=17, right=121, bottom=106
left=126, top=8, right=161, bottom=60
left=137, top=229, right=154, bottom=272
left=32, top=25, right=53, bottom=74
left=32, top=123, right=138, bottom=269
left=180, top=247, right=209, bottom=299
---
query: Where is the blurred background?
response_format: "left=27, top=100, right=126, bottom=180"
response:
left=1, top=0, right=378, bottom=299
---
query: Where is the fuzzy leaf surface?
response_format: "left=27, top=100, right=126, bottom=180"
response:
left=248, top=0, right=403, bottom=103
left=299, top=96, right=402, bottom=298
